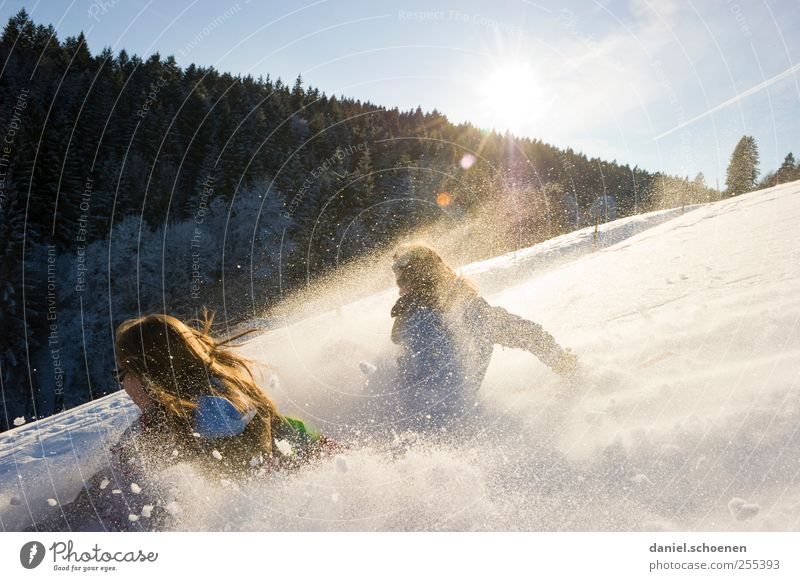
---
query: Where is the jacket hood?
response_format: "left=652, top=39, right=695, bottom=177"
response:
left=194, top=395, right=256, bottom=439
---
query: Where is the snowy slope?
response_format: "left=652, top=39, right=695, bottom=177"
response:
left=2, top=182, right=799, bottom=531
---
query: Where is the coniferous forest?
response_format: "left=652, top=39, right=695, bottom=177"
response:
left=0, top=10, right=719, bottom=431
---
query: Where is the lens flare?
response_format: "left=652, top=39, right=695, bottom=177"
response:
left=460, top=154, right=476, bottom=169
left=436, top=192, right=453, bottom=207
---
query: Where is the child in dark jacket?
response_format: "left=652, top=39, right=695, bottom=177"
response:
left=391, top=244, right=577, bottom=431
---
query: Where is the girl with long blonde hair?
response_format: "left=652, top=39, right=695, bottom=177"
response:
left=39, top=312, right=328, bottom=532
left=113, top=311, right=326, bottom=473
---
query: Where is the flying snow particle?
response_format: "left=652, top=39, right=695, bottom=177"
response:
left=331, top=492, right=340, bottom=503
left=268, top=374, right=281, bottom=391
left=99, top=478, right=110, bottom=490
left=359, top=361, right=377, bottom=376
left=727, top=497, right=749, bottom=519
left=728, top=497, right=760, bottom=521
left=111, top=489, right=122, bottom=495
left=212, top=449, right=223, bottom=460
left=739, top=503, right=761, bottom=520
left=172, top=449, right=179, bottom=457
left=275, top=439, right=293, bottom=456
left=13, top=416, right=26, bottom=426
left=165, top=501, right=182, bottom=515
left=631, top=474, right=654, bottom=486
left=335, top=455, right=350, bottom=473
left=46, top=498, right=58, bottom=506
left=130, top=483, right=142, bottom=494
left=141, top=505, right=153, bottom=518
left=192, top=432, right=201, bottom=438
left=694, top=456, right=708, bottom=471
left=249, top=456, right=261, bottom=467
left=128, top=514, right=139, bottom=522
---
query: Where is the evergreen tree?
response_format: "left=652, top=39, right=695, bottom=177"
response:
left=775, top=152, right=797, bottom=184
left=0, top=9, right=705, bottom=431
left=725, top=136, right=760, bottom=196
left=691, top=172, right=707, bottom=202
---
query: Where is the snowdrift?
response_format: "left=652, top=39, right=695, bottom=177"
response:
left=2, top=181, right=799, bottom=531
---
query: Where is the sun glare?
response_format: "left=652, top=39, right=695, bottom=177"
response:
left=480, top=62, right=553, bottom=131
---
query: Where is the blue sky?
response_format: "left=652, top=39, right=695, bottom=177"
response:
left=3, top=0, right=799, bottom=187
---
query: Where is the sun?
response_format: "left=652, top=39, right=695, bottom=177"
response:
left=479, top=61, right=553, bottom=131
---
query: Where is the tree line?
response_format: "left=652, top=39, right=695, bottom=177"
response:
left=0, top=10, right=770, bottom=431
left=725, top=134, right=799, bottom=195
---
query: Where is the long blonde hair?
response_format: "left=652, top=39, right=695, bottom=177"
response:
left=392, top=243, right=477, bottom=311
left=115, top=311, right=279, bottom=457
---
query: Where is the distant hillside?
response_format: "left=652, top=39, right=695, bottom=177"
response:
left=0, top=9, right=715, bottom=431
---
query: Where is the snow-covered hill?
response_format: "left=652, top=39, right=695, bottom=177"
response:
left=2, top=182, right=799, bottom=531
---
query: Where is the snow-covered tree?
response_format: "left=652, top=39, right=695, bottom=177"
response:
left=725, top=136, right=760, bottom=196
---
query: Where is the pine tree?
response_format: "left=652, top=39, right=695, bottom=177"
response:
left=292, top=74, right=305, bottom=111
left=690, top=172, right=709, bottom=203
left=352, top=148, right=375, bottom=203
left=725, top=136, right=760, bottom=196
left=775, top=152, right=797, bottom=184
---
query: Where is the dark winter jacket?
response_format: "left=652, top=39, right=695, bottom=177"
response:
left=391, top=296, right=468, bottom=429
left=391, top=293, right=570, bottom=429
